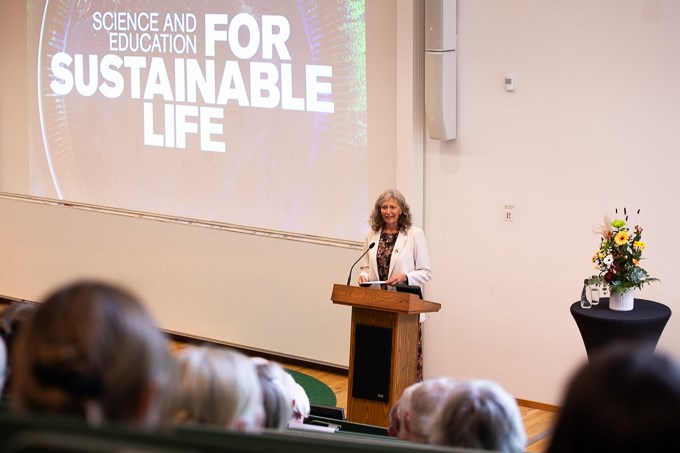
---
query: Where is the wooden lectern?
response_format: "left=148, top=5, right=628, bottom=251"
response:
left=330, top=284, right=441, bottom=427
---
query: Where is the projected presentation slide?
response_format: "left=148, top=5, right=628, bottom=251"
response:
left=28, top=0, right=367, bottom=241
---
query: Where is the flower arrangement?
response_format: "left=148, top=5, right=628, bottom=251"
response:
left=590, top=208, right=658, bottom=295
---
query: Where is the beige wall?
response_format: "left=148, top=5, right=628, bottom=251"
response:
left=421, top=0, right=680, bottom=404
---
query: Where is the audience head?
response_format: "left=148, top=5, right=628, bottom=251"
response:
left=11, top=280, right=172, bottom=427
left=547, top=344, right=680, bottom=453
left=0, top=336, right=7, bottom=394
left=274, top=370, right=310, bottom=425
left=0, top=301, right=37, bottom=395
left=0, top=301, right=37, bottom=352
left=172, top=345, right=264, bottom=432
left=387, top=398, right=401, bottom=437
left=291, top=382, right=310, bottom=423
left=252, top=358, right=294, bottom=429
left=404, top=377, right=459, bottom=443
left=429, top=379, right=526, bottom=452
left=395, top=381, right=421, bottom=440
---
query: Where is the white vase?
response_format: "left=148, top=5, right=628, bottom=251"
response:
left=609, top=288, right=634, bottom=311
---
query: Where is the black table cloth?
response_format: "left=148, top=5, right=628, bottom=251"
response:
left=570, top=298, right=671, bottom=360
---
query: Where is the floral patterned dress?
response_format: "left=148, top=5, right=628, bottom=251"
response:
left=377, top=232, right=398, bottom=289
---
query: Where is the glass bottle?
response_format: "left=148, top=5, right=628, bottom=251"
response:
left=580, top=279, right=592, bottom=309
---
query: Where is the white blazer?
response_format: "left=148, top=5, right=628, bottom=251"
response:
left=358, top=226, right=432, bottom=287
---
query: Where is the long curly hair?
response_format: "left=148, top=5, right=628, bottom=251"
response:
left=369, top=189, right=413, bottom=232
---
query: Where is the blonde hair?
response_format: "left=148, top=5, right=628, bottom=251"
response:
left=172, top=346, right=263, bottom=432
left=12, top=280, right=171, bottom=427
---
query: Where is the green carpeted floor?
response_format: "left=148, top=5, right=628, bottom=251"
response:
left=285, top=369, right=337, bottom=407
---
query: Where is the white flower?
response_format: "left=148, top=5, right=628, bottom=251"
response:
left=603, top=255, right=614, bottom=266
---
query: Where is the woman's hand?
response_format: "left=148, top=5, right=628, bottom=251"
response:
left=386, top=273, right=408, bottom=286
left=358, top=275, right=368, bottom=284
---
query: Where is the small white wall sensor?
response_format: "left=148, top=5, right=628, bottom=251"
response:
left=504, top=74, right=515, bottom=92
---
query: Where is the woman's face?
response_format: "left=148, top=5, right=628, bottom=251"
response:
left=381, top=197, right=402, bottom=228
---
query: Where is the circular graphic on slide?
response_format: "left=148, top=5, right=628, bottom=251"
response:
left=34, top=0, right=367, bottom=240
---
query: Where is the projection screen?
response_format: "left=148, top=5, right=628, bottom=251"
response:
left=12, top=0, right=369, bottom=242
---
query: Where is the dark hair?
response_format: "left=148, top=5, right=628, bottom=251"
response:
left=0, top=301, right=37, bottom=352
left=0, top=301, right=37, bottom=396
left=369, top=189, right=413, bottom=232
left=547, top=344, right=680, bottom=453
left=12, top=280, right=171, bottom=425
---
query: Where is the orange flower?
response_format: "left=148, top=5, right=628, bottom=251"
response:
left=614, top=231, right=629, bottom=246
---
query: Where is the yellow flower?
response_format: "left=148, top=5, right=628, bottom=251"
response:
left=634, top=241, right=646, bottom=250
left=614, top=231, right=629, bottom=245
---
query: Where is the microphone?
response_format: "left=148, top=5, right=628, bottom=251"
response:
left=347, top=242, right=376, bottom=285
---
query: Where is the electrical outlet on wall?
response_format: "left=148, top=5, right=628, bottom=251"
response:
left=504, top=204, right=515, bottom=222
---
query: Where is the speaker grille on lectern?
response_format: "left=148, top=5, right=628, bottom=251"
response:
left=352, top=324, right=393, bottom=402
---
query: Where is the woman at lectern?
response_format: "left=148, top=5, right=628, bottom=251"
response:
left=357, top=189, right=432, bottom=381
left=357, top=189, right=432, bottom=289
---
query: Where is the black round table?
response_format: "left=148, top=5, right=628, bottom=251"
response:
left=570, top=298, right=672, bottom=360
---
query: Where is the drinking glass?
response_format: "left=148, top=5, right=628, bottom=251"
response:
left=589, top=286, right=601, bottom=306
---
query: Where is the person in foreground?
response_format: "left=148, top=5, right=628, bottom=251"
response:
left=171, top=345, right=264, bottom=432
left=546, top=344, right=680, bottom=453
left=0, top=336, right=7, bottom=395
left=11, top=280, right=173, bottom=428
left=391, top=381, right=420, bottom=440
left=401, top=377, right=459, bottom=443
left=0, top=301, right=37, bottom=397
left=252, top=358, right=294, bottom=430
left=358, top=189, right=431, bottom=289
left=428, top=379, right=526, bottom=452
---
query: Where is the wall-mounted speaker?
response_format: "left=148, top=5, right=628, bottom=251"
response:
left=425, top=50, right=456, bottom=140
left=425, top=0, right=457, bottom=51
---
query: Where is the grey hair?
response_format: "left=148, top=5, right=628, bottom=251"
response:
left=428, top=380, right=527, bottom=452
left=253, top=360, right=294, bottom=430
left=369, top=189, right=413, bottom=232
left=395, top=381, right=421, bottom=440
left=407, top=377, right=459, bottom=443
